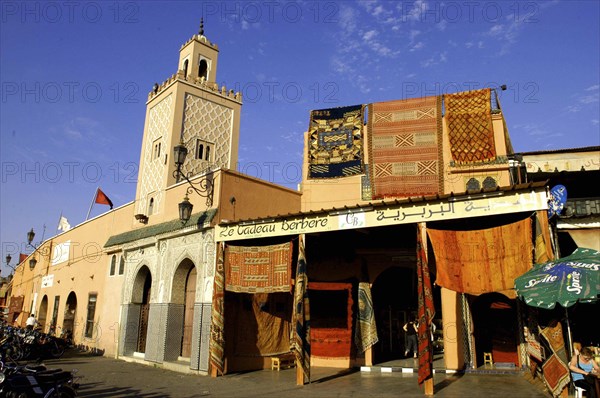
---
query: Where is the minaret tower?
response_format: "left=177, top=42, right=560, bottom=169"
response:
left=134, top=20, right=242, bottom=221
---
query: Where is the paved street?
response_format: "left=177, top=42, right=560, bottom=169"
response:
left=36, top=350, right=553, bottom=397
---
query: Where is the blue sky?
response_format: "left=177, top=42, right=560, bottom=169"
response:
left=1, top=0, right=599, bottom=273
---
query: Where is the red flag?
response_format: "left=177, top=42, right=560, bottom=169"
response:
left=95, top=188, right=113, bottom=209
left=19, top=253, right=28, bottom=264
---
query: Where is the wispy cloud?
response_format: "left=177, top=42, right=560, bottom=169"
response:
left=421, top=51, right=447, bottom=68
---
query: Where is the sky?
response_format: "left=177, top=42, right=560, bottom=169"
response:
left=1, top=0, right=599, bottom=274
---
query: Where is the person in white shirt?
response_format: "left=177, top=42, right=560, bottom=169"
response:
left=26, top=314, right=39, bottom=330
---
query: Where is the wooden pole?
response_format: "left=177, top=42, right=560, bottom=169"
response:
left=296, top=360, right=304, bottom=385
left=424, top=377, right=434, bottom=395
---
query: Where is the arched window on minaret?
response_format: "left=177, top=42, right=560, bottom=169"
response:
left=196, top=140, right=204, bottom=160
left=205, top=145, right=210, bottom=161
left=148, top=197, right=154, bottom=215
left=199, top=59, right=208, bottom=80
left=182, top=59, right=189, bottom=77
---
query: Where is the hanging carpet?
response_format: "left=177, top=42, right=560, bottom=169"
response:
left=225, top=242, right=293, bottom=293
left=368, top=96, right=443, bottom=199
left=444, top=88, right=497, bottom=165
left=539, top=322, right=571, bottom=397
left=427, top=217, right=533, bottom=296
left=308, top=105, right=364, bottom=179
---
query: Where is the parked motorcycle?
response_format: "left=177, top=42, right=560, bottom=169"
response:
left=0, top=360, right=79, bottom=397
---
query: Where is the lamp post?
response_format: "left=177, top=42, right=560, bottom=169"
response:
left=172, top=141, right=214, bottom=223
left=26, top=227, right=43, bottom=271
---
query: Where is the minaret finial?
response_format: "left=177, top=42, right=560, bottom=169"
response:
left=199, top=17, right=204, bottom=36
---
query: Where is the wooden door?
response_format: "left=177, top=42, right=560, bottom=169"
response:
left=181, top=268, right=197, bottom=357
left=137, top=277, right=151, bottom=353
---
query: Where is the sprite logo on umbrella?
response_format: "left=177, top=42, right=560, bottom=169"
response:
left=515, top=248, right=600, bottom=309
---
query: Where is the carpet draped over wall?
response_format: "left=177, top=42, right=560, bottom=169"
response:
left=224, top=242, right=293, bottom=293
left=368, top=96, right=443, bottom=199
left=307, top=105, right=364, bottom=179
left=444, top=88, right=497, bottom=165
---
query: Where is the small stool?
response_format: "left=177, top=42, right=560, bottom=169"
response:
left=483, top=352, right=494, bottom=366
left=271, top=353, right=295, bottom=371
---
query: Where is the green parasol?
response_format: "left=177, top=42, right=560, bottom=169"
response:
left=515, top=247, right=599, bottom=355
left=515, top=247, right=600, bottom=309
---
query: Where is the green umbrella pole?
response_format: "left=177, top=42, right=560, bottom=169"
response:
left=565, top=307, right=574, bottom=357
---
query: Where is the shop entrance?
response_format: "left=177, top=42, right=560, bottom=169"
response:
left=372, top=266, right=416, bottom=364
left=471, top=293, right=519, bottom=367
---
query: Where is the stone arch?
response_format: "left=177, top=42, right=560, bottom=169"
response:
left=62, top=291, right=77, bottom=339
left=131, top=264, right=152, bottom=304
left=171, top=257, right=195, bottom=304
left=131, top=264, right=152, bottom=353
left=38, top=294, right=49, bottom=329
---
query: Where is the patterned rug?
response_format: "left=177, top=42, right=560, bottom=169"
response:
left=354, top=282, right=378, bottom=353
left=368, top=96, right=443, bottom=199
left=225, top=242, right=293, bottom=293
left=417, top=225, right=435, bottom=386
left=209, top=242, right=226, bottom=376
left=541, top=354, right=571, bottom=397
left=540, top=322, right=570, bottom=397
left=426, top=217, right=533, bottom=295
left=308, top=105, right=364, bottom=179
left=291, top=234, right=310, bottom=382
left=444, top=88, right=497, bottom=165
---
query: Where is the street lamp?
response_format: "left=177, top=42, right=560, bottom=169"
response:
left=172, top=140, right=214, bottom=223
left=26, top=227, right=42, bottom=270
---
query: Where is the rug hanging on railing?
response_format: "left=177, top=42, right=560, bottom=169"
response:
left=368, top=96, right=443, bottom=199
left=444, top=88, right=497, bottom=165
left=225, top=242, right=293, bottom=293
left=307, top=105, right=364, bottom=179
left=540, top=322, right=570, bottom=397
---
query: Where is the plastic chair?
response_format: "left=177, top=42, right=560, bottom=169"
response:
left=574, top=385, right=586, bottom=398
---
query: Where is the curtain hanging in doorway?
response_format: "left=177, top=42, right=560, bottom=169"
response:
left=416, top=224, right=435, bottom=386
left=427, top=217, right=533, bottom=296
left=291, top=234, right=310, bottom=382
left=209, top=242, right=226, bottom=376
left=225, top=241, right=293, bottom=293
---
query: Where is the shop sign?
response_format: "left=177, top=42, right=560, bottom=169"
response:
left=216, top=190, right=548, bottom=242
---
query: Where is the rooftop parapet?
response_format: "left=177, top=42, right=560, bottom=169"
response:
left=147, top=72, right=242, bottom=103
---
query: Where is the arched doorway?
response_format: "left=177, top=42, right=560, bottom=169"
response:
left=132, top=265, right=152, bottom=353
left=62, top=292, right=77, bottom=340
left=169, top=258, right=198, bottom=362
left=371, top=266, right=417, bottom=364
left=181, top=266, right=197, bottom=357
left=471, top=293, right=519, bottom=367
left=38, top=295, right=49, bottom=330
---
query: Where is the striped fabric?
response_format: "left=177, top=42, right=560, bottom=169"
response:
left=416, top=223, right=435, bottom=386
left=291, top=234, right=311, bottom=383
left=209, top=242, right=225, bottom=376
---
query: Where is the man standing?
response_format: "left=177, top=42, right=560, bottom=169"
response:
left=26, top=313, right=39, bottom=330
left=403, top=315, right=419, bottom=358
